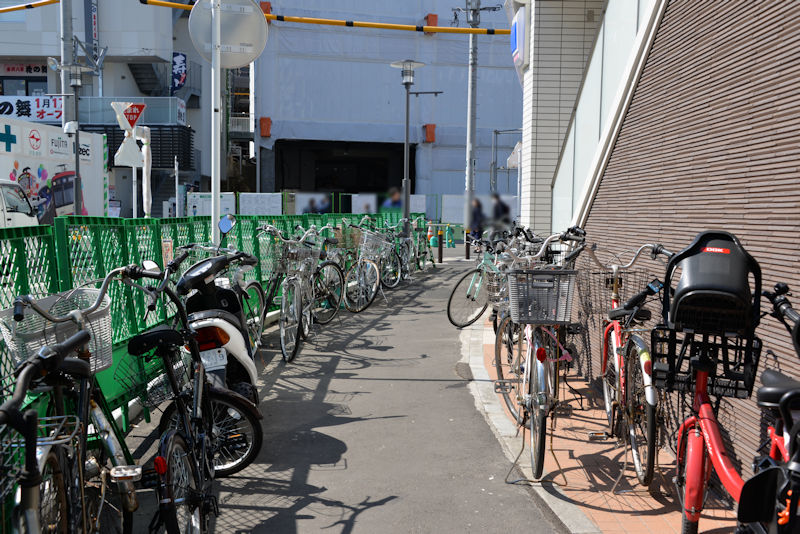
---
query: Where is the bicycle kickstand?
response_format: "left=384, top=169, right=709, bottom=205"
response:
left=610, top=435, right=633, bottom=495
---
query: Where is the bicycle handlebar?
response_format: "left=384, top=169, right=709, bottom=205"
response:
left=764, top=283, right=800, bottom=356
left=583, top=242, right=672, bottom=272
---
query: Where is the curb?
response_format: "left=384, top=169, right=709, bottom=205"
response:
left=459, top=318, right=601, bottom=534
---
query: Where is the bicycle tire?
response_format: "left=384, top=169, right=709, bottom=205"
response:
left=40, top=448, right=69, bottom=534
left=601, top=328, right=619, bottom=437
left=626, top=340, right=656, bottom=487
left=159, top=432, right=205, bottom=534
left=447, top=269, right=488, bottom=328
left=343, top=259, right=380, bottom=313
left=242, top=280, right=266, bottom=350
left=676, top=427, right=701, bottom=534
left=299, top=284, right=312, bottom=341
left=529, top=328, right=550, bottom=479
left=493, top=316, right=525, bottom=425
left=398, top=241, right=412, bottom=278
left=380, top=250, right=402, bottom=289
left=313, top=261, right=344, bottom=325
left=280, top=281, right=301, bottom=362
left=159, top=391, right=263, bottom=478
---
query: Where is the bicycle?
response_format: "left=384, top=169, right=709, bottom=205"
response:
left=578, top=241, right=674, bottom=488
left=258, top=224, right=344, bottom=361
left=341, top=220, right=386, bottom=313
left=6, top=281, right=142, bottom=533
left=446, top=234, right=506, bottom=328
left=493, top=226, right=585, bottom=479
left=737, top=282, right=800, bottom=533
left=115, top=255, right=263, bottom=532
left=649, top=231, right=763, bottom=534
left=0, top=331, right=94, bottom=534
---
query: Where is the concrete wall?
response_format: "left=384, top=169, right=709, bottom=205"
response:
left=254, top=0, right=522, bottom=202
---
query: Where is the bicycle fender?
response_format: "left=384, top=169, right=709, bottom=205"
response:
left=684, top=428, right=707, bottom=522
left=208, top=385, right=263, bottom=420
left=628, top=334, right=657, bottom=407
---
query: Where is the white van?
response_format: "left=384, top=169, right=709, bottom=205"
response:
left=0, top=180, right=38, bottom=228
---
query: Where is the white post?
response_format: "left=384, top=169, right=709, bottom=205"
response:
left=174, top=155, right=179, bottom=217
left=210, top=0, right=222, bottom=243
left=131, top=166, right=137, bottom=218
left=463, top=31, right=478, bottom=241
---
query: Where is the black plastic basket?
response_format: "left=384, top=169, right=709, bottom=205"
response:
left=651, top=325, right=762, bottom=399
left=508, top=269, right=576, bottom=325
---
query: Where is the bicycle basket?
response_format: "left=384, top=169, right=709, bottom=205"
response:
left=508, top=269, right=577, bottom=325
left=651, top=326, right=762, bottom=399
left=0, top=289, right=113, bottom=373
left=286, top=244, right=317, bottom=275
left=578, top=269, right=653, bottom=319
left=359, top=230, right=391, bottom=261
left=486, top=270, right=508, bottom=310
left=114, top=346, right=191, bottom=409
left=662, top=231, right=761, bottom=336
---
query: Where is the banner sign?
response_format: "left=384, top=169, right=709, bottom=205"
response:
left=0, top=63, right=47, bottom=77
left=171, top=52, right=187, bottom=94
left=0, top=96, right=63, bottom=122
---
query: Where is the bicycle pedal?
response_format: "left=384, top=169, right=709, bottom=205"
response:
left=110, top=465, right=142, bottom=483
left=588, top=431, right=610, bottom=441
left=553, top=404, right=573, bottom=416
left=494, top=380, right=513, bottom=394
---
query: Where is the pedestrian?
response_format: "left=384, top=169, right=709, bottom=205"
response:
left=319, top=196, right=332, bottom=214
left=470, top=198, right=485, bottom=251
left=491, top=193, right=511, bottom=225
left=303, top=198, right=318, bottom=214
left=382, top=187, right=402, bottom=209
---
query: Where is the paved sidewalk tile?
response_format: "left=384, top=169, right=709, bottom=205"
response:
left=479, top=319, right=737, bottom=534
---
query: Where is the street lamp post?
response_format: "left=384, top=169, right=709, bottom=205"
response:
left=390, top=59, right=424, bottom=236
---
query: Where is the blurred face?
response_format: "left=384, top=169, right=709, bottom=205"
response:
left=391, top=191, right=401, bottom=202
left=472, top=199, right=479, bottom=208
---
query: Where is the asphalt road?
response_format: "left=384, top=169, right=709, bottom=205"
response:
left=128, top=254, right=558, bottom=533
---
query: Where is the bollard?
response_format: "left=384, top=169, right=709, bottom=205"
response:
left=438, top=229, right=444, bottom=263
left=445, top=224, right=455, bottom=248
left=465, top=229, right=470, bottom=260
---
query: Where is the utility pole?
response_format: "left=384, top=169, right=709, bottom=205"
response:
left=59, top=0, right=73, bottom=108
left=463, top=0, right=479, bottom=256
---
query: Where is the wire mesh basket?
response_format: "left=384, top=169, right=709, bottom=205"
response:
left=114, top=347, right=192, bottom=409
left=578, top=269, right=653, bottom=319
left=336, top=226, right=362, bottom=252
left=507, top=269, right=577, bottom=325
left=286, top=243, right=318, bottom=275
left=0, top=415, right=79, bottom=501
left=0, top=289, right=113, bottom=373
left=359, top=230, right=392, bottom=261
left=486, top=269, right=508, bottom=310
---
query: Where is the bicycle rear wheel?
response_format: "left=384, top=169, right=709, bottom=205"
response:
left=313, top=261, right=344, bottom=325
left=529, top=328, right=551, bottom=480
left=626, top=341, right=656, bottom=487
left=160, top=433, right=206, bottom=534
left=447, top=269, right=488, bottom=328
left=343, top=259, right=379, bottom=313
left=280, top=281, right=301, bottom=362
left=494, top=316, right=525, bottom=425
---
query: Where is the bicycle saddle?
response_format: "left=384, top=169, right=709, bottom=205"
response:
left=757, top=369, right=800, bottom=409
left=607, top=307, right=652, bottom=323
left=128, top=326, right=185, bottom=356
left=325, top=237, right=338, bottom=246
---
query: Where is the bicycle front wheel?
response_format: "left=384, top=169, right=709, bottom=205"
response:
left=313, top=261, right=344, bottom=325
left=602, top=328, right=619, bottom=437
left=447, top=269, right=488, bottom=328
left=40, top=449, right=68, bottom=534
left=380, top=251, right=402, bottom=289
left=280, top=281, right=301, bottom=362
left=242, top=280, right=266, bottom=350
left=343, top=259, right=380, bottom=313
left=626, top=340, right=656, bottom=487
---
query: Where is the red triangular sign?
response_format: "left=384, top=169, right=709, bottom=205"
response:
left=123, top=104, right=146, bottom=128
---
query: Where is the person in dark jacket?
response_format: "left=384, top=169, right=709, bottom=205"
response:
left=470, top=198, right=485, bottom=250
left=491, top=193, right=511, bottom=225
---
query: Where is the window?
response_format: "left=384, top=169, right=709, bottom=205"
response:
left=0, top=78, right=48, bottom=96
left=1, top=184, right=34, bottom=216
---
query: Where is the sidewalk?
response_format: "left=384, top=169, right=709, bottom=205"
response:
left=462, top=316, right=737, bottom=534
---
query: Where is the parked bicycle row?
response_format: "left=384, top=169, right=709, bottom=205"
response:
left=0, top=213, right=435, bottom=533
left=448, top=223, right=800, bottom=534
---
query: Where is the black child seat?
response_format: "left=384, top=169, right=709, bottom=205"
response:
left=663, top=230, right=761, bottom=336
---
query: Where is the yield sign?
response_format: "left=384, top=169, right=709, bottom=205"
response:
left=123, top=104, right=146, bottom=128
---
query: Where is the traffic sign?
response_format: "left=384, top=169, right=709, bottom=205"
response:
left=123, top=104, right=146, bottom=128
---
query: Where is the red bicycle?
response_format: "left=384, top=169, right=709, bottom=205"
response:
left=650, top=231, right=763, bottom=534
